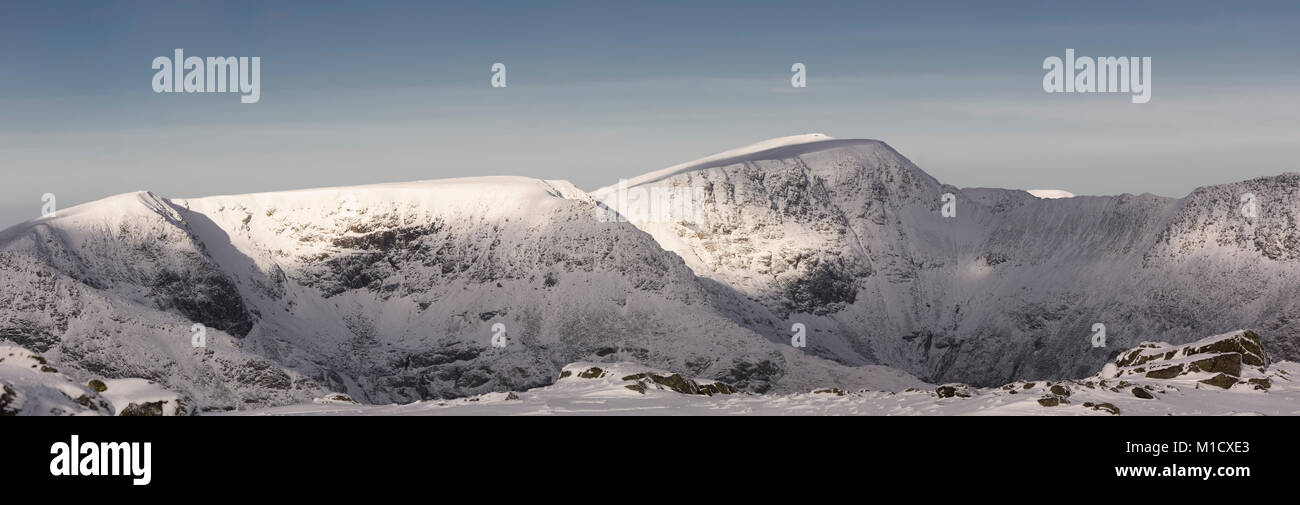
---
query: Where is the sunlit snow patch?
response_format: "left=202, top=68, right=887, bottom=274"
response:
left=1026, top=189, right=1076, bottom=199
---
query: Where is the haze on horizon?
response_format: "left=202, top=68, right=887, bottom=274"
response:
left=2, top=0, right=1299, bottom=229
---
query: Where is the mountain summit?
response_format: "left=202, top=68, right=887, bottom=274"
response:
left=2, top=136, right=1298, bottom=410
left=595, top=136, right=1300, bottom=385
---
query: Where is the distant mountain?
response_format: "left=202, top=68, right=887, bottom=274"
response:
left=2, top=134, right=1298, bottom=411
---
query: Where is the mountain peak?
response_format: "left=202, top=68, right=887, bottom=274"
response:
left=607, top=134, right=897, bottom=190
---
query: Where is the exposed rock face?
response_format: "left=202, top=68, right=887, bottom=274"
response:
left=935, top=383, right=972, bottom=398
left=0, top=178, right=919, bottom=407
left=618, top=372, right=739, bottom=396
left=1037, top=396, right=1064, bottom=406
left=1083, top=402, right=1120, bottom=415
left=1199, top=374, right=1238, bottom=390
left=3, top=134, right=1299, bottom=409
left=118, top=401, right=167, bottom=416
left=560, top=363, right=741, bottom=397
left=1105, top=330, right=1275, bottom=391
left=1, top=193, right=254, bottom=339
left=0, top=251, right=320, bottom=410
left=976, top=331, right=1293, bottom=413
left=599, top=137, right=1300, bottom=386
left=1118, top=330, right=1267, bottom=371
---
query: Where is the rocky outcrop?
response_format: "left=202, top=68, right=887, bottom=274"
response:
left=1106, top=330, right=1272, bottom=390
left=935, top=383, right=972, bottom=398
left=0, top=344, right=113, bottom=416
left=5, top=135, right=1298, bottom=409
left=560, top=363, right=741, bottom=397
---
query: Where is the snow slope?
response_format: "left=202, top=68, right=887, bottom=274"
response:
left=1026, top=189, right=1076, bottom=199
left=3, top=134, right=1299, bottom=411
left=594, top=134, right=1300, bottom=386
left=595, top=133, right=846, bottom=190
left=0, top=174, right=924, bottom=409
left=99, top=378, right=189, bottom=416
left=0, top=344, right=112, bottom=416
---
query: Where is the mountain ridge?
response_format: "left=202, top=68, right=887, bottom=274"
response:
left=2, top=135, right=1298, bottom=409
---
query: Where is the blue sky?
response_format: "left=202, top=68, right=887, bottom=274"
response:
left=2, top=1, right=1299, bottom=228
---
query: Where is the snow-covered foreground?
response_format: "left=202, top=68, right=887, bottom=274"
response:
left=226, top=332, right=1300, bottom=416
left=222, top=360, right=1300, bottom=416
left=7, top=329, right=1298, bottom=416
left=0, top=344, right=189, bottom=416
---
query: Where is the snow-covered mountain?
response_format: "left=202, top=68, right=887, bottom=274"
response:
left=0, top=174, right=917, bottom=409
left=2, top=133, right=1298, bottom=411
left=593, top=134, right=1300, bottom=386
